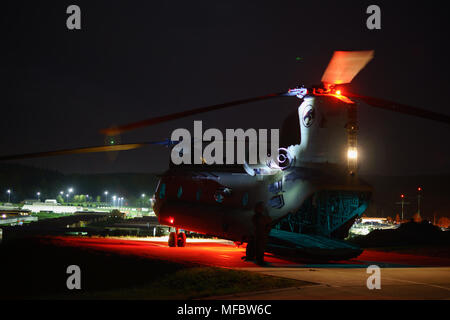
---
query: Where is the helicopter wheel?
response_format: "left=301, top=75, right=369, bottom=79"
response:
left=168, top=231, right=177, bottom=247
left=177, top=232, right=187, bottom=247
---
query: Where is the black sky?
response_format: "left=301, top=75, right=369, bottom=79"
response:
left=1, top=0, right=449, bottom=175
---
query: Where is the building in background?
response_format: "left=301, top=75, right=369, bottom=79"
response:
left=22, top=199, right=82, bottom=214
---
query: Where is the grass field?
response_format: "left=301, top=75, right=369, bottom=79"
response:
left=31, top=212, right=71, bottom=220
left=59, top=267, right=305, bottom=300
left=0, top=237, right=307, bottom=300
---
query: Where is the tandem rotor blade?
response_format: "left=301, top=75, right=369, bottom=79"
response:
left=321, top=50, right=374, bottom=85
left=0, top=139, right=178, bottom=161
left=346, top=92, right=450, bottom=125
left=100, top=92, right=286, bottom=136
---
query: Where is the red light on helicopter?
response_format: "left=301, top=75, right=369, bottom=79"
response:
left=169, top=217, right=174, bottom=224
left=401, top=194, right=404, bottom=198
left=418, top=187, right=422, bottom=191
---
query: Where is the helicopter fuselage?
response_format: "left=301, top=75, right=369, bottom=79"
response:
left=153, top=94, right=372, bottom=247
left=153, top=162, right=372, bottom=243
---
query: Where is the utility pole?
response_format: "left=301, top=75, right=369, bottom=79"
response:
left=395, top=194, right=410, bottom=222
left=400, top=194, right=405, bottom=221
left=417, top=187, right=422, bottom=220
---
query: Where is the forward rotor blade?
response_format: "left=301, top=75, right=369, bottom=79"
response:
left=347, top=93, right=450, bottom=125
left=101, top=92, right=286, bottom=136
left=321, top=50, right=374, bottom=85
left=0, top=140, right=177, bottom=161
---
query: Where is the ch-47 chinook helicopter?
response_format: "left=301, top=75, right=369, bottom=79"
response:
left=2, top=51, right=449, bottom=261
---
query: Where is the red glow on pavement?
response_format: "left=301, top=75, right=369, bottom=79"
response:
left=40, top=236, right=450, bottom=268
left=42, top=236, right=296, bottom=268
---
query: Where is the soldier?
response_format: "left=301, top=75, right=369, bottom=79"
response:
left=252, top=201, right=272, bottom=265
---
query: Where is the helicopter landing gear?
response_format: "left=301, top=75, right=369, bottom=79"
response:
left=168, top=228, right=186, bottom=247
left=168, top=231, right=177, bottom=247
left=177, top=232, right=186, bottom=247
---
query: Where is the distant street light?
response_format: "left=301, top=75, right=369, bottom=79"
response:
left=37, top=192, right=41, bottom=201
left=67, top=188, right=74, bottom=201
left=141, top=193, right=146, bottom=198
left=6, top=189, right=11, bottom=203
left=104, top=191, right=109, bottom=204
left=112, top=195, right=117, bottom=207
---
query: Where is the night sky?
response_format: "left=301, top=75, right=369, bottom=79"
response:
left=1, top=1, right=449, bottom=175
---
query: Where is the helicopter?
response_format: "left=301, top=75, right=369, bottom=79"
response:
left=2, top=50, right=449, bottom=261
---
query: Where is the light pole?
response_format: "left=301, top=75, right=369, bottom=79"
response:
left=400, top=194, right=404, bottom=221
left=37, top=192, right=41, bottom=201
left=395, top=194, right=410, bottom=222
left=68, top=188, right=73, bottom=202
left=104, top=191, right=108, bottom=205
left=417, top=187, right=422, bottom=219
left=6, top=189, right=11, bottom=203
left=112, top=195, right=116, bottom=207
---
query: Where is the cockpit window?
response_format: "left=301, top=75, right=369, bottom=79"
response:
left=177, top=186, right=183, bottom=199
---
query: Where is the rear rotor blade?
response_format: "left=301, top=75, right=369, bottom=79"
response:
left=101, top=92, right=286, bottom=136
left=0, top=140, right=176, bottom=161
left=321, top=50, right=374, bottom=85
left=347, top=93, right=450, bottom=125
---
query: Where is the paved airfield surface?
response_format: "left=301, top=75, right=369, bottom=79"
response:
left=46, top=236, right=450, bottom=299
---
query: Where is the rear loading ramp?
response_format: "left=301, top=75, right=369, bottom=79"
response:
left=267, top=229, right=363, bottom=261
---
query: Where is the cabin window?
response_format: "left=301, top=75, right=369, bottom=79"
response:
left=214, top=187, right=232, bottom=204
left=242, top=192, right=249, bottom=207
left=159, top=183, right=166, bottom=199
left=214, top=191, right=224, bottom=203
left=269, top=195, right=284, bottom=209
left=177, top=186, right=183, bottom=199
left=196, top=189, right=202, bottom=201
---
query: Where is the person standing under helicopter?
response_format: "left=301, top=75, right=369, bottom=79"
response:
left=247, top=201, right=272, bottom=265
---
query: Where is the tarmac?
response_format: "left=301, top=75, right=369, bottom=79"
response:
left=217, top=267, right=450, bottom=300
left=45, top=236, right=450, bottom=300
